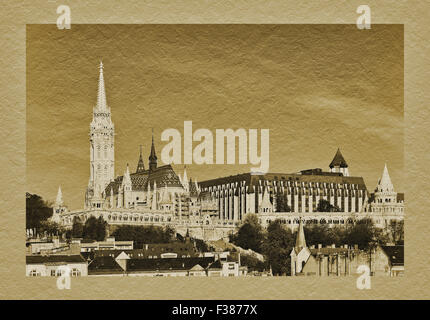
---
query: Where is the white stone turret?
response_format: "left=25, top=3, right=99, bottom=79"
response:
left=374, top=163, right=397, bottom=204
left=122, top=164, right=132, bottom=208
left=259, top=186, right=273, bottom=213
left=151, top=181, right=157, bottom=210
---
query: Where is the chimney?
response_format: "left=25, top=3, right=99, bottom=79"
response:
left=331, top=244, right=336, bottom=248
left=318, top=244, right=322, bottom=249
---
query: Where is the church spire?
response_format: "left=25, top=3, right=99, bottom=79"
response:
left=55, top=186, right=63, bottom=206
left=149, top=129, right=157, bottom=172
left=295, top=218, right=307, bottom=252
left=96, top=61, right=107, bottom=111
left=136, top=145, right=145, bottom=173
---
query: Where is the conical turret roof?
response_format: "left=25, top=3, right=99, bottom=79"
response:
left=376, top=163, right=395, bottom=193
left=329, top=148, right=348, bottom=168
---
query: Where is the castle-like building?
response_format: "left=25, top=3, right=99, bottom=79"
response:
left=52, top=63, right=404, bottom=240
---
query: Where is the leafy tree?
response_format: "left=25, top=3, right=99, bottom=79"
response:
left=39, top=221, right=65, bottom=237
left=71, top=216, right=83, bottom=238
left=82, top=216, right=107, bottom=241
left=304, top=224, right=346, bottom=247
left=112, top=225, right=176, bottom=248
left=240, top=253, right=266, bottom=272
left=231, top=214, right=264, bottom=253
left=343, top=218, right=389, bottom=250
left=26, top=193, right=53, bottom=230
left=316, top=199, right=340, bottom=212
left=261, top=220, right=295, bottom=275
left=193, top=238, right=209, bottom=252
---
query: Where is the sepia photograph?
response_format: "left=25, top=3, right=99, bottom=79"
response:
left=25, top=24, right=404, bottom=280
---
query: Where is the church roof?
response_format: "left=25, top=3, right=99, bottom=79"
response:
left=329, top=148, right=348, bottom=168
left=105, top=164, right=183, bottom=195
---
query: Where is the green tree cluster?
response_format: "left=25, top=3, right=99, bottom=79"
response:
left=69, top=216, right=107, bottom=241
left=26, top=193, right=53, bottom=230
left=111, top=225, right=175, bottom=248
left=229, top=214, right=264, bottom=252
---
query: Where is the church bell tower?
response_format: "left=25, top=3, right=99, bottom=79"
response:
left=86, top=62, right=115, bottom=209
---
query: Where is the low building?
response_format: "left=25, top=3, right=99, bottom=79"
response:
left=26, top=237, right=133, bottom=255
left=371, top=245, right=404, bottom=277
left=79, top=237, right=134, bottom=252
left=291, top=220, right=362, bottom=276
left=290, top=220, right=405, bottom=277
left=26, top=254, right=88, bottom=277
left=87, top=250, right=246, bottom=277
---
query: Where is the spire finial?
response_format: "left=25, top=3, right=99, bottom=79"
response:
left=136, top=144, right=145, bottom=173
left=149, top=129, right=157, bottom=171
left=96, top=61, right=107, bottom=111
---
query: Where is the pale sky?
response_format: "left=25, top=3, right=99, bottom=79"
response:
left=26, top=24, right=404, bottom=209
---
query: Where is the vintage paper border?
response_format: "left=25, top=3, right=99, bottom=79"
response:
left=1, top=0, right=429, bottom=299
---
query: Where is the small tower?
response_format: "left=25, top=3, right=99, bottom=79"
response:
left=329, top=148, right=349, bottom=176
left=136, top=145, right=145, bottom=173
left=290, top=218, right=308, bottom=276
left=148, top=129, right=158, bottom=172
left=122, top=164, right=132, bottom=208
left=374, top=163, right=397, bottom=204
left=86, top=62, right=115, bottom=209
left=160, top=185, right=173, bottom=212
left=51, top=186, right=67, bottom=224
left=151, top=181, right=158, bottom=210
left=259, top=186, right=273, bottom=213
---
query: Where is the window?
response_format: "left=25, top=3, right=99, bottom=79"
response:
left=29, top=270, right=40, bottom=277
left=71, top=268, right=81, bottom=277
